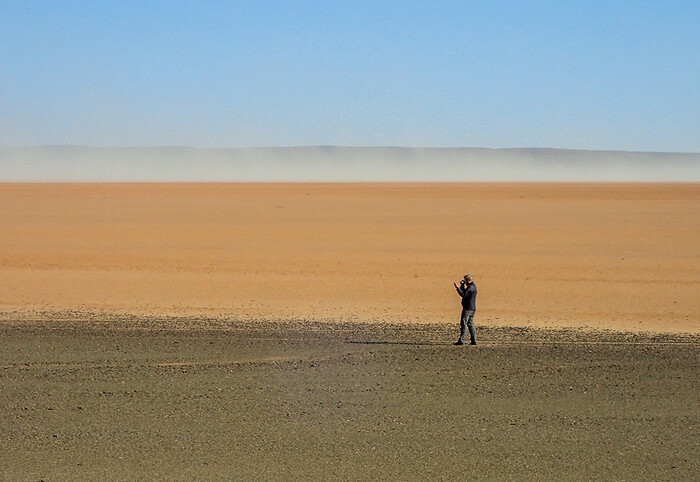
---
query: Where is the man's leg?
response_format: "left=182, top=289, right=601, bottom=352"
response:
left=466, top=310, right=476, bottom=345
left=458, top=309, right=468, bottom=344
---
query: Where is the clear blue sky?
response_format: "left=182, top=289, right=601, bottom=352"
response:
left=1, top=1, right=698, bottom=151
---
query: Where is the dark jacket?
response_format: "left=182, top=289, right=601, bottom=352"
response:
left=458, top=282, right=477, bottom=311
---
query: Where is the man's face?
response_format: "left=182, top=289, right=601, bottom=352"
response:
left=464, top=277, right=471, bottom=284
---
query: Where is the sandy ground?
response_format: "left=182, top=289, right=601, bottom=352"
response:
left=1, top=183, right=698, bottom=332
left=1, top=318, right=697, bottom=480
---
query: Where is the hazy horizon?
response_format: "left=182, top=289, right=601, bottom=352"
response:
left=2, top=145, right=698, bottom=182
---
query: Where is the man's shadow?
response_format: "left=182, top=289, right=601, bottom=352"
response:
left=347, top=340, right=450, bottom=346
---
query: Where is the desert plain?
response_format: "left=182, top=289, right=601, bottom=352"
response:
left=1, top=182, right=698, bottom=480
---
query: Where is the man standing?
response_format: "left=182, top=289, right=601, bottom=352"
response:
left=453, top=274, right=477, bottom=345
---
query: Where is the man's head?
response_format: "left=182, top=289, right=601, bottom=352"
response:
left=464, top=274, right=474, bottom=284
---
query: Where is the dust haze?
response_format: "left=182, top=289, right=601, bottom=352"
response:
left=2, top=146, right=698, bottom=182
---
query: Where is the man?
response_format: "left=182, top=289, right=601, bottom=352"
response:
left=453, top=274, right=477, bottom=345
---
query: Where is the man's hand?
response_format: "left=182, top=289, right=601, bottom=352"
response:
left=454, top=282, right=459, bottom=289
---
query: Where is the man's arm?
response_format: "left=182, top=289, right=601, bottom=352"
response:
left=454, top=283, right=464, bottom=296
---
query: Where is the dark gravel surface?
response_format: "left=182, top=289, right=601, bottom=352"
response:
left=1, top=317, right=698, bottom=481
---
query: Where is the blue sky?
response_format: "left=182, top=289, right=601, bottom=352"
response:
left=1, top=1, right=698, bottom=151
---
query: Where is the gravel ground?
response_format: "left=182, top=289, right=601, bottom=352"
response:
left=1, top=317, right=698, bottom=481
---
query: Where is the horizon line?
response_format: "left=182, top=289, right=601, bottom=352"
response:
left=4, top=144, right=700, bottom=155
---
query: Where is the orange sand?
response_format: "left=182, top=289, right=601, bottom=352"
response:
left=0, top=183, right=697, bottom=332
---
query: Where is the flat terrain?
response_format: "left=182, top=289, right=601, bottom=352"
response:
left=1, top=319, right=697, bottom=480
left=1, top=183, right=697, bottom=479
left=1, top=183, right=698, bottom=332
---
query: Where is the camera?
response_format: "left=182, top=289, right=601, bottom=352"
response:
left=460, top=279, right=467, bottom=287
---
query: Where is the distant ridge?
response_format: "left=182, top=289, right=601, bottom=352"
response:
left=1, top=145, right=698, bottom=182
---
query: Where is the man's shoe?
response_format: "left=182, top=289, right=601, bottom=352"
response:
left=453, top=341, right=464, bottom=345
left=470, top=342, right=477, bottom=345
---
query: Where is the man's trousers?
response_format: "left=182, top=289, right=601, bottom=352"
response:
left=459, top=309, right=476, bottom=344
